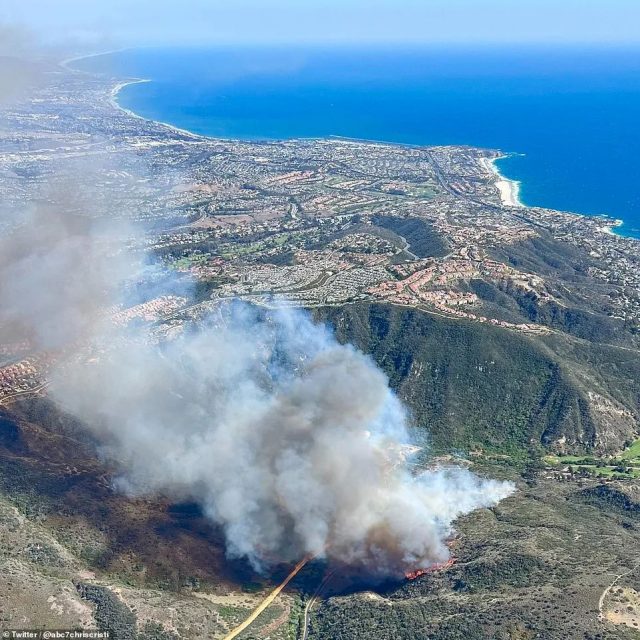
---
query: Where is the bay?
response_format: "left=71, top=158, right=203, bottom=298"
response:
left=75, top=45, right=640, bottom=238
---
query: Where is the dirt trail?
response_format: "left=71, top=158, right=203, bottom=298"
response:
left=221, top=555, right=311, bottom=640
left=301, top=570, right=336, bottom=640
left=598, top=559, right=640, bottom=621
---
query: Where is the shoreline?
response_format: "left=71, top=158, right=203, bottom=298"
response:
left=480, top=156, right=523, bottom=208
left=598, top=218, right=624, bottom=235
left=110, top=79, right=205, bottom=141
left=63, top=50, right=207, bottom=142
left=69, top=50, right=637, bottom=241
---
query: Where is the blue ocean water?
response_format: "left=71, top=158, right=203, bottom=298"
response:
left=76, top=46, right=640, bottom=238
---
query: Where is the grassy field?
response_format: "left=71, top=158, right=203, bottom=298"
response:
left=620, top=438, right=640, bottom=461
left=544, top=438, right=640, bottom=479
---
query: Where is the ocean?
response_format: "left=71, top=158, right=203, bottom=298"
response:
left=75, top=46, right=640, bottom=238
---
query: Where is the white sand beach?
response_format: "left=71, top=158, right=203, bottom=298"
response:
left=481, top=156, right=523, bottom=207
left=495, top=177, right=522, bottom=207
left=598, top=219, right=624, bottom=235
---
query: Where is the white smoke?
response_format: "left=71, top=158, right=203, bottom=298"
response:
left=48, top=299, right=514, bottom=577
left=0, top=48, right=514, bottom=576
left=0, top=201, right=514, bottom=578
left=0, top=205, right=134, bottom=349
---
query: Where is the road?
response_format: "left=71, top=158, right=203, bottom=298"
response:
left=221, top=555, right=311, bottom=640
left=0, top=382, right=49, bottom=406
left=301, top=570, right=336, bottom=640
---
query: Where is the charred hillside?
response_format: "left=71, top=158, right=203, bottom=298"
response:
left=0, top=399, right=259, bottom=591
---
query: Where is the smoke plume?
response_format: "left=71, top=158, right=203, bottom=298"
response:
left=46, top=297, right=512, bottom=577
left=0, top=56, right=514, bottom=577
left=1, top=204, right=515, bottom=576
left=0, top=204, right=135, bottom=350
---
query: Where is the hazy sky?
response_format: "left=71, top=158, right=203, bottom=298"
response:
left=3, top=0, right=640, bottom=48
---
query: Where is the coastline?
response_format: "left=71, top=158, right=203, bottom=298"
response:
left=598, top=218, right=624, bottom=236
left=109, top=79, right=637, bottom=241
left=480, top=156, right=523, bottom=208
left=63, top=51, right=203, bottom=142
left=70, top=51, right=637, bottom=241
left=110, top=79, right=152, bottom=115
left=110, top=78, right=204, bottom=141
left=484, top=155, right=630, bottom=238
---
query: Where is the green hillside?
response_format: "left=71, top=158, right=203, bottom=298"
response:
left=316, top=303, right=640, bottom=455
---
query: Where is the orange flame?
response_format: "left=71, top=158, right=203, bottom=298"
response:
left=405, top=557, right=455, bottom=580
